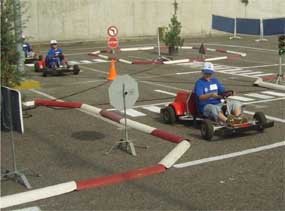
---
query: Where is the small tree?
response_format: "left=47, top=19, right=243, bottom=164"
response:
left=163, top=0, right=184, bottom=55
left=1, top=0, right=24, bottom=87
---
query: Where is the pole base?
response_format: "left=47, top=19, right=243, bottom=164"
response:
left=229, top=36, right=242, bottom=40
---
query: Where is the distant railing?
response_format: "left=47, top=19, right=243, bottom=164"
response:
left=212, top=15, right=285, bottom=41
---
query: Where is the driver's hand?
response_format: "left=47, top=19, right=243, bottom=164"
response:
left=210, top=93, right=222, bottom=99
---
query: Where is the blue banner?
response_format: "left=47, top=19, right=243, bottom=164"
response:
left=263, top=18, right=285, bottom=35
left=212, top=15, right=235, bottom=33
left=236, top=18, right=260, bottom=35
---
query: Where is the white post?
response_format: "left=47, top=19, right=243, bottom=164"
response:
left=256, top=18, right=268, bottom=42
left=230, top=17, right=241, bottom=40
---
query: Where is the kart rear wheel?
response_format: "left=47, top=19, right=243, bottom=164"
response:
left=161, top=106, right=176, bottom=124
left=200, top=119, right=214, bottom=141
left=73, top=64, right=80, bottom=75
left=34, top=63, right=40, bottom=72
left=253, top=112, right=267, bottom=132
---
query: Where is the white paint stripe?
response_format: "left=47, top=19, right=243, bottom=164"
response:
left=252, top=73, right=274, bottom=77
left=25, top=64, right=34, bottom=67
left=243, top=97, right=285, bottom=105
left=92, top=59, right=108, bottom=63
left=159, top=140, right=191, bottom=168
left=239, top=71, right=263, bottom=75
left=205, top=56, right=228, bottom=62
left=226, top=50, right=247, bottom=57
left=228, top=96, right=255, bottom=102
left=97, top=54, right=109, bottom=60
left=214, top=66, right=237, bottom=71
left=79, top=60, right=92, bottom=64
left=142, top=105, right=161, bottom=113
left=68, top=61, right=80, bottom=65
left=118, top=58, right=132, bottom=64
left=262, top=91, right=285, bottom=97
left=218, top=68, right=242, bottom=72
left=240, top=64, right=282, bottom=69
left=0, top=181, right=77, bottom=209
left=154, top=90, right=176, bottom=96
left=176, top=71, right=201, bottom=75
left=163, top=59, right=190, bottom=64
left=244, top=110, right=285, bottom=123
left=224, top=70, right=254, bottom=74
left=80, top=66, right=108, bottom=74
left=181, top=46, right=193, bottom=49
left=120, top=46, right=154, bottom=51
left=205, top=48, right=216, bottom=52
left=30, top=89, right=56, bottom=99
left=123, top=109, right=146, bottom=117
left=244, top=93, right=274, bottom=99
left=174, top=141, right=285, bottom=168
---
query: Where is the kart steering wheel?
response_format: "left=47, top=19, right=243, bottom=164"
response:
left=221, top=90, right=234, bottom=98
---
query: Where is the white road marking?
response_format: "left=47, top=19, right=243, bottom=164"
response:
left=68, top=61, right=80, bottom=65
left=238, top=71, right=263, bottom=75
left=244, top=93, right=274, bottom=99
left=25, top=64, right=34, bottom=67
left=174, top=141, right=285, bottom=168
left=123, top=109, right=146, bottom=117
left=262, top=91, right=285, bottom=97
left=222, top=70, right=253, bottom=74
left=228, top=96, right=255, bottom=102
left=243, top=97, right=285, bottom=105
left=30, top=89, right=56, bottom=99
left=142, top=105, right=161, bottom=113
left=240, top=64, right=284, bottom=69
left=217, top=68, right=242, bottom=72
left=251, top=73, right=274, bottom=77
left=154, top=90, right=176, bottom=96
left=79, top=60, right=92, bottom=64
left=176, top=71, right=201, bottom=75
left=244, top=110, right=285, bottom=124
left=93, top=59, right=108, bottom=63
left=80, top=66, right=108, bottom=74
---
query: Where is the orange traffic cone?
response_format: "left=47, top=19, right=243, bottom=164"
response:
left=107, top=59, right=117, bottom=81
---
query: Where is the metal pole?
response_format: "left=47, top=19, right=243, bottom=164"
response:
left=276, top=55, right=283, bottom=84
left=122, top=83, right=128, bottom=142
left=13, top=0, right=25, bottom=72
left=157, top=28, right=161, bottom=58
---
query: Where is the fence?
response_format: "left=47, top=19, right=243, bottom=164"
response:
left=212, top=15, right=285, bottom=41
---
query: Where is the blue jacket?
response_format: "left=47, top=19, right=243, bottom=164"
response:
left=47, top=48, right=63, bottom=59
left=194, top=77, right=225, bottom=113
left=22, top=42, right=32, bottom=57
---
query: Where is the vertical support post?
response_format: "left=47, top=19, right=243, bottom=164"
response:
left=230, top=17, right=241, bottom=40
left=256, top=18, right=268, bottom=42
left=276, top=56, right=283, bottom=84
left=157, top=28, right=161, bottom=59
left=13, top=0, right=25, bottom=72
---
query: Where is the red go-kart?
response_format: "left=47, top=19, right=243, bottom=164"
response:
left=160, top=91, right=274, bottom=141
left=34, top=54, right=80, bottom=77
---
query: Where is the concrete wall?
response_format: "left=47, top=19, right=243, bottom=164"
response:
left=21, top=0, right=285, bottom=42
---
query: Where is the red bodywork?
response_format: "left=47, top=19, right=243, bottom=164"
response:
left=170, top=91, right=199, bottom=116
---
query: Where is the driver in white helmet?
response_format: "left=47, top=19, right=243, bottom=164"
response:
left=46, top=40, right=64, bottom=67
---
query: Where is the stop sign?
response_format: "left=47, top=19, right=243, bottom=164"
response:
left=108, top=36, right=119, bottom=49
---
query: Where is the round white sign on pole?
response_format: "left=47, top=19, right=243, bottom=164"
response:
left=109, top=75, right=139, bottom=111
left=107, top=26, right=119, bottom=37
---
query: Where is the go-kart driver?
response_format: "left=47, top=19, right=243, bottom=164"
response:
left=22, top=35, right=33, bottom=58
left=194, top=62, right=245, bottom=125
left=46, top=40, right=64, bottom=68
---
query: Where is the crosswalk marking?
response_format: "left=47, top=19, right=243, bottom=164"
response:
left=142, top=105, right=161, bottom=113
left=252, top=73, right=274, bottom=77
left=228, top=96, right=255, bottom=102
left=222, top=70, right=253, bottom=74
left=124, top=109, right=146, bottom=117
left=244, top=93, right=274, bottom=99
left=262, top=91, right=285, bottom=97
left=218, top=68, right=242, bottom=72
left=80, top=60, right=92, bottom=64
left=240, top=71, right=263, bottom=75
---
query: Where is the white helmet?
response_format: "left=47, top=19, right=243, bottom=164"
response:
left=202, top=62, right=215, bottom=74
left=50, top=40, right=57, bottom=45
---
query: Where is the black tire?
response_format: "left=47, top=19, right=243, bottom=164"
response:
left=253, top=112, right=267, bottom=132
left=34, top=63, right=40, bottom=72
left=73, top=64, right=80, bottom=75
left=160, top=106, right=176, bottom=124
left=200, top=119, right=214, bottom=141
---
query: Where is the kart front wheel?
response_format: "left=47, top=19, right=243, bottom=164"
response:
left=201, top=119, right=214, bottom=141
left=253, top=112, right=267, bottom=132
left=73, top=64, right=80, bottom=75
left=160, top=106, right=176, bottom=124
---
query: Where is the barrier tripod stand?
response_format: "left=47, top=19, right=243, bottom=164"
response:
left=1, top=89, right=40, bottom=189
left=105, top=83, right=148, bottom=156
left=275, top=55, right=284, bottom=84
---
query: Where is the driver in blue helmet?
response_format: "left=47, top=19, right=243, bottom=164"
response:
left=194, top=62, right=244, bottom=125
left=22, top=35, right=33, bottom=58
left=46, top=40, right=64, bottom=68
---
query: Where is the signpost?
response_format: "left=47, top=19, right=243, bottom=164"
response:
left=107, top=26, right=119, bottom=54
left=108, top=36, right=119, bottom=49
left=108, top=75, right=139, bottom=156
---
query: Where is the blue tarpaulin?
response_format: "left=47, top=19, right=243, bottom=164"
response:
left=212, top=15, right=235, bottom=33
left=236, top=18, right=260, bottom=35
left=263, top=18, right=285, bottom=35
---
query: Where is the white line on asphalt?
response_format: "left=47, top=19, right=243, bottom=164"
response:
left=221, top=70, right=253, bottom=74
left=30, top=89, right=56, bottom=99
left=243, top=97, right=285, bottom=105
left=154, top=90, right=177, bottom=96
left=79, top=60, right=92, bottom=64
left=80, top=65, right=108, bottom=74
left=239, top=71, right=263, bottom=75
left=176, top=71, right=201, bottom=75
left=68, top=61, right=80, bottom=65
left=228, top=96, right=255, bottom=102
left=217, top=68, right=242, bottom=72
left=124, top=109, right=146, bottom=117
left=244, top=93, right=274, bottom=99
left=174, top=141, right=285, bottom=168
left=251, top=73, right=274, bottom=77
left=261, top=91, right=285, bottom=97
left=240, top=64, right=284, bottom=69
left=244, top=110, right=285, bottom=123
left=142, top=105, right=162, bottom=113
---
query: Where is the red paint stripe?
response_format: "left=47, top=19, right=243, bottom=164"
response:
left=76, top=164, right=166, bottom=191
left=216, top=48, right=227, bottom=53
left=35, top=99, right=82, bottom=108
left=100, top=110, right=123, bottom=123
left=151, top=129, right=186, bottom=143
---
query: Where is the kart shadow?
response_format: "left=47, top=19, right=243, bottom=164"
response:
left=72, top=130, right=105, bottom=141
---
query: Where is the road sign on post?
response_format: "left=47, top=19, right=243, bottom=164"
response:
left=108, top=75, right=139, bottom=156
left=107, top=26, right=118, bottom=37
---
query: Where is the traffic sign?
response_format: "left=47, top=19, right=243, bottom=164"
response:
left=107, top=26, right=118, bottom=37
left=109, top=75, right=139, bottom=111
left=108, top=36, right=119, bottom=49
